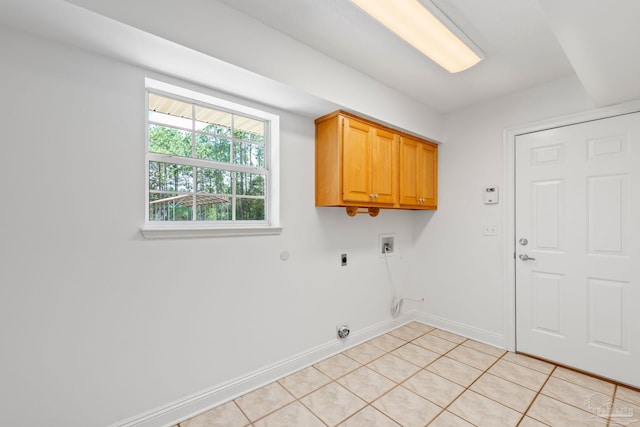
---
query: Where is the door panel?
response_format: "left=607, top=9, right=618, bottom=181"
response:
left=399, top=137, right=419, bottom=205
left=399, top=137, right=437, bottom=207
left=515, top=112, right=640, bottom=388
left=418, top=143, right=437, bottom=205
left=532, top=180, right=563, bottom=250
left=342, top=118, right=371, bottom=202
left=588, top=174, right=626, bottom=254
left=531, top=272, right=562, bottom=336
left=588, top=278, right=626, bottom=350
left=371, top=128, right=397, bottom=204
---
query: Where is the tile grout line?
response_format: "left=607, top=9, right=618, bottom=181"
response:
left=418, top=343, right=561, bottom=426
left=345, top=327, right=438, bottom=424
left=182, top=322, right=629, bottom=427
left=426, top=340, right=506, bottom=426
left=246, top=322, right=432, bottom=425
left=378, top=330, right=501, bottom=425
left=519, top=352, right=640, bottom=394
left=296, top=357, right=363, bottom=426
left=292, top=326, right=422, bottom=426
left=425, top=339, right=477, bottom=426
left=365, top=327, right=470, bottom=426
left=325, top=323, right=435, bottom=426
left=537, top=369, right=621, bottom=423
left=183, top=324, right=488, bottom=426
left=382, top=328, right=514, bottom=425
left=606, top=384, right=618, bottom=427
left=336, top=326, right=460, bottom=426
left=516, top=364, right=557, bottom=427
left=295, top=396, right=331, bottom=427
left=231, top=400, right=253, bottom=427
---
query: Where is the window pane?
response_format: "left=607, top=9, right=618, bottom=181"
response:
left=196, top=167, right=232, bottom=194
left=234, top=116, right=264, bottom=143
left=149, top=111, right=192, bottom=130
left=149, top=192, right=193, bottom=221
left=195, top=196, right=232, bottom=221
left=236, top=198, right=265, bottom=221
left=149, top=125, right=192, bottom=157
left=195, top=133, right=230, bottom=162
left=146, top=88, right=274, bottom=226
left=148, top=93, right=193, bottom=129
left=236, top=172, right=265, bottom=196
left=149, top=93, right=193, bottom=118
left=234, top=140, right=264, bottom=167
left=195, top=105, right=232, bottom=135
left=149, top=161, right=193, bottom=192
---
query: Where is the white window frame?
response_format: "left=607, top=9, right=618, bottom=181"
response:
left=141, top=78, right=281, bottom=239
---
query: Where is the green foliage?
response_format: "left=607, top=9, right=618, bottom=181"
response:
left=236, top=198, right=265, bottom=221
left=148, top=122, right=266, bottom=222
left=149, top=125, right=191, bottom=157
left=149, top=162, right=192, bottom=192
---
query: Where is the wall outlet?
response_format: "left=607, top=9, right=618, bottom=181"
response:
left=382, top=238, right=394, bottom=254
left=483, top=225, right=498, bottom=236
left=379, top=233, right=395, bottom=256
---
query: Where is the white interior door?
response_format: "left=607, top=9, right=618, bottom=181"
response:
left=515, top=112, right=640, bottom=388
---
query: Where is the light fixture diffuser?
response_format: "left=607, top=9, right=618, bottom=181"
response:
left=350, top=0, right=483, bottom=73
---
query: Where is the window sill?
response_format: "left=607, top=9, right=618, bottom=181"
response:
left=141, top=225, right=283, bottom=239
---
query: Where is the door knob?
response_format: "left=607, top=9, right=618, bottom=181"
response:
left=519, top=253, right=536, bottom=261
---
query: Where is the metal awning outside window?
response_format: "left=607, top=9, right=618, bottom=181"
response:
left=150, top=192, right=229, bottom=207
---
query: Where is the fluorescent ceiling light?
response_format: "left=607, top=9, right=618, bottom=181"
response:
left=350, top=0, right=483, bottom=73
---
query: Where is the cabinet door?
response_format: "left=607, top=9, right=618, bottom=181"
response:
left=342, top=118, right=372, bottom=203
left=400, top=137, right=437, bottom=208
left=399, top=137, right=419, bottom=205
left=417, top=142, right=437, bottom=206
left=371, top=128, right=398, bottom=204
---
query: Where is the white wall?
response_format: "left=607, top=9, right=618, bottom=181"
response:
left=413, top=76, right=595, bottom=344
left=0, top=28, right=420, bottom=427
left=57, top=0, right=444, bottom=140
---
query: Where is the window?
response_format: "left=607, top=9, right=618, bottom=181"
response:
left=142, top=79, right=280, bottom=238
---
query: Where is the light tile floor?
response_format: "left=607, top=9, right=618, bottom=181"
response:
left=176, top=322, right=640, bottom=427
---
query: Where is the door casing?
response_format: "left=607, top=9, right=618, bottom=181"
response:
left=502, top=99, right=640, bottom=353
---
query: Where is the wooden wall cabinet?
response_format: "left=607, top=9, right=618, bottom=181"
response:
left=315, top=111, right=437, bottom=215
left=399, top=136, right=438, bottom=209
left=342, top=116, right=398, bottom=205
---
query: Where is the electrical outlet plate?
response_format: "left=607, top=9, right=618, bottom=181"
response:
left=483, top=225, right=498, bottom=236
left=379, top=233, right=395, bottom=256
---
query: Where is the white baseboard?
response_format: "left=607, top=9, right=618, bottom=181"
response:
left=109, top=314, right=411, bottom=427
left=413, top=311, right=506, bottom=349
left=110, top=311, right=504, bottom=427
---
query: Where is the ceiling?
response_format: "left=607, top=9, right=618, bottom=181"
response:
left=2, top=0, right=640, bottom=116
left=213, top=0, right=640, bottom=113
left=214, top=0, right=576, bottom=113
